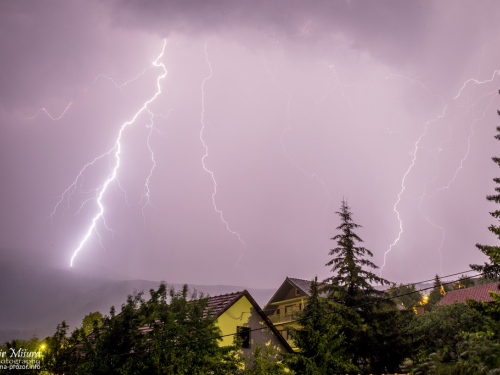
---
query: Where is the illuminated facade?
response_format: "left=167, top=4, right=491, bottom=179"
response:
left=206, top=290, right=293, bottom=363
left=263, top=277, right=312, bottom=351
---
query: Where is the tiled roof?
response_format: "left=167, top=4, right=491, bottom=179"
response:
left=205, top=290, right=293, bottom=353
left=437, top=283, right=500, bottom=305
left=288, top=278, right=312, bottom=296
left=205, top=291, right=245, bottom=318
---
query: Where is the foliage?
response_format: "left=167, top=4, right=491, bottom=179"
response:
left=413, top=332, right=500, bottom=375
left=81, top=311, right=103, bottom=336
left=476, top=275, right=500, bottom=285
left=320, top=200, right=412, bottom=373
left=409, top=303, right=499, bottom=363
left=450, top=275, right=475, bottom=291
left=471, top=118, right=500, bottom=279
left=454, top=332, right=500, bottom=374
left=243, top=343, right=292, bottom=375
left=41, top=320, right=85, bottom=374
left=43, top=283, right=243, bottom=375
left=322, top=200, right=390, bottom=304
left=427, top=274, right=449, bottom=309
left=286, top=277, right=357, bottom=374
left=387, top=283, right=423, bottom=310
left=467, top=289, right=500, bottom=321
left=0, top=336, right=45, bottom=375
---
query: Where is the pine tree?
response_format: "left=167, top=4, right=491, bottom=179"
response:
left=469, top=110, right=500, bottom=320
left=322, top=199, right=390, bottom=306
left=471, top=111, right=500, bottom=278
left=321, top=200, right=411, bottom=373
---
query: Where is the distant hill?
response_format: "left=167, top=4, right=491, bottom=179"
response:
left=0, top=249, right=275, bottom=343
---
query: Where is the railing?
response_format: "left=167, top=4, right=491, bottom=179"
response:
left=268, top=310, right=300, bottom=324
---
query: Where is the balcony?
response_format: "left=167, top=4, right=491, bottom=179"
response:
left=268, top=309, right=300, bottom=324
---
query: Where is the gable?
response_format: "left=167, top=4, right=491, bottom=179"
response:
left=264, top=277, right=311, bottom=309
left=215, top=293, right=292, bottom=354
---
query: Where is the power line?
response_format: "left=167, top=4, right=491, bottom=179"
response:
left=50, top=269, right=492, bottom=371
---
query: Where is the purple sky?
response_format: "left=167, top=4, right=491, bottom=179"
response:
left=1, top=0, right=500, bottom=289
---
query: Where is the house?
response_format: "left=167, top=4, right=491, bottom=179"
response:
left=437, top=282, right=500, bottom=306
left=79, top=289, right=292, bottom=365
left=205, top=290, right=293, bottom=364
left=263, top=277, right=312, bottom=351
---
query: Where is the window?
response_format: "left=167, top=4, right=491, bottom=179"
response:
left=296, top=288, right=300, bottom=296
left=237, top=326, right=250, bottom=349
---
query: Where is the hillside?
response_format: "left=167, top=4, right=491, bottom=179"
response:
left=0, top=250, right=275, bottom=342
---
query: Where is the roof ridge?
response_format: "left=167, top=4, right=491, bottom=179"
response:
left=207, top=290, right=245, bottom=298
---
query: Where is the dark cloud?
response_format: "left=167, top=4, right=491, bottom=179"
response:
left=1, top=1, right=500, bottom=290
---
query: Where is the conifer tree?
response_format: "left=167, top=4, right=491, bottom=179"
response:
left=469, top=108, right=500, bottom=320
left=471, top=112, right=500, bottom=278
left=321, top=200, right=411, bottom=373
left=322, top=199, right=390, bottom=306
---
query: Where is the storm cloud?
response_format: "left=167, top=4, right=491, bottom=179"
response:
left=1, top=0, right=499, bottom=289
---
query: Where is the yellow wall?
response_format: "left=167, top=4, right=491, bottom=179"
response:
left=215, top=295, right=289, bottom=357
left=215, top=295, right=253, bottom=347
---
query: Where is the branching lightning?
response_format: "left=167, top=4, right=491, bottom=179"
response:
left=89, top=67, right=156, bottom=93
left=381, top=69, right=500, bottom=276
left=27, top=102, right=73, bottom=121
left=140, top=109, right=169, bottom=225
left=432, top=90, right=498, bottom=196
left=49, top=40, right=168, bottom=267
left=315, top=64, right=354, bottom=112
left=380, top=104, right=448, bottom=276
left=199, top=43, right=247, bottom=250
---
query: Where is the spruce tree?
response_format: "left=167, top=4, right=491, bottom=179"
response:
left=321, top=200, right=411, bottom=373
left=322, top=199, right=390, bottom=306
left=471, top=115, right=500, bottom=278
left=468, top=109, right=500, bottom=320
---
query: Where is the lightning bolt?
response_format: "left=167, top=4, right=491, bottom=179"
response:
left=140, top=109, right=171, bottom=225
left=27, top=102, right=73, bottom=121
left=380, top=104, right=448, bottom=276
left=199, top=43, right=247, bottom=253
left=315, top=64, right=354, bottom=112
left=51, top=40, right=168, bottom=267
left=453, top=70, right=500, bottom=100
left=298, top=20, right=311, bottom=36
left=90, top=67, right=154, bottom=93
left=413, top=88, right=498, bottom=274
left=381, top=69, right=500, bottom=276
left=432, top=90, right=498, bottom=195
